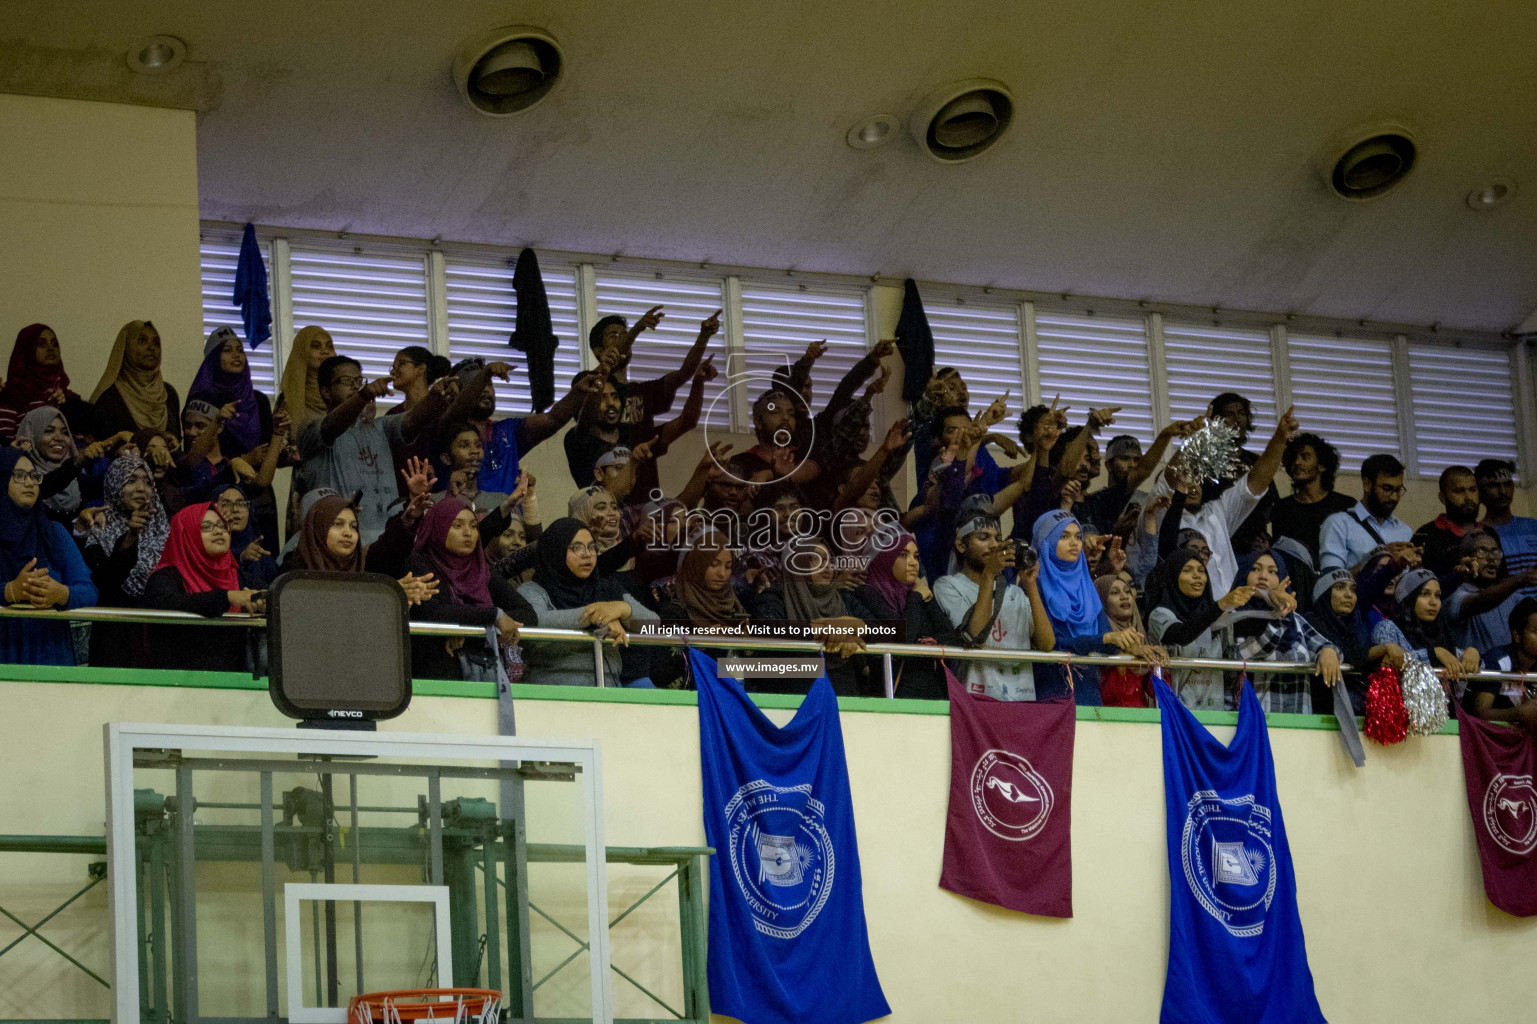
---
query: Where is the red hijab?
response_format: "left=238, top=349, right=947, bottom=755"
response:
left=412, top=497, right=492, bottom=608
left=3, top=324, right=71, bottom=409
left=154, top=502, right=242, bottom=609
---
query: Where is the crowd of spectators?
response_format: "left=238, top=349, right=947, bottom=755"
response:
left=1, top=314, right=1534, bottom=723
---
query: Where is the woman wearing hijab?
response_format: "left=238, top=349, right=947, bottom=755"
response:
left=83, top=452, right=170, bottom=667
left=568, top=484, right=630, bottom=575
left=654, top=529, right=750, bottom=687
left=214, top=485, right=280, bottom=589
left=1307, top=568, right=1375, bottom=714
left=517, top=517, right=657, bottom=687
left=1031, top=510, right=1153, bottom=706
left=193, top=327, right=283, bottom=543
left=142, top=503, right=264, bottom=672
left=13, top=406, right=85, bottom=521
left=0, top=447, right=98, bottom=665
left=294, top=493, right=366, bottom=573
left=407, top=497, right=537, bottom=681
left=0, top=324, right=95, bottom=442
left=1226, top=550, right=1342, bottom=714
left=190, top=328, right=271, bottom=455
left=851, top=531, right=963, bottom=699
left=1370, top=568, right=1481, bottom=694
left=276, top=325, right=335, bottom=431
left=751, top=535, right=873, bottom=696
left=91, top=320, right=182, bottom=440
left=292, top=492, right=439, bottom=600
left=1144, top=547, right=1257, bottom=710
left=1094, top=572, right=1162, bottom=707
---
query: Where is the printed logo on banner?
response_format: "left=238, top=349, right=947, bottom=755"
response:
left=1483, top=773, right=1537, bottom=855
left=1181, top=791, right=1278, bottom=938
left=724, top=780, right=836, bottom=940
left=969, top=749, right=1055, bottom=842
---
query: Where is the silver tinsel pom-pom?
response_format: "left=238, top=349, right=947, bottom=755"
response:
left=1177, top=420, right=1244, bottom=482
left=1401, top=657, right=1449, bottom=736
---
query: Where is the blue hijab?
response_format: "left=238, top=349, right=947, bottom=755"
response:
left=1032, top=509, right=1103, bottom=638
left=0, top=446, right=57, bottom=577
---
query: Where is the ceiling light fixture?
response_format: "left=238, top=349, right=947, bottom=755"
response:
left=1466, top=179, right=1516, bottom=210
left=452, top=26, right=563, bottom=116
left=126, top=35, right=186, bottom=75
left=846, top=114, right=898, bottom=150
left=908, top=79, right=1014, bottom=163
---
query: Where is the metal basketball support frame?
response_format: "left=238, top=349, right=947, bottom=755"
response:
left=95, top=724, right=676, bottom=1024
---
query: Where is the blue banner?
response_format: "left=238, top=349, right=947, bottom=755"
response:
left=1155, top=672, right=1326, bottom=1024
left=692, top=646, right=890, bottom=1024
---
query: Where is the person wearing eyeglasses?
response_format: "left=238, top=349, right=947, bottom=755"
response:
left=517, top=517, right=659, bottom=687
left=1319, top=453, right=1416, bottom=574
left=292, top=355, right=450, bottom=545
left=0, top=446, right=98, bottom=666
left=215, top=485, right=279, bottom=590
left=142, top=503, right=264, bottom=672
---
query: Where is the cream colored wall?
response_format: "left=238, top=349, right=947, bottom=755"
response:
left=0, top=94, right=203, bottom=410
left=1, top=681, right=1532, bottom=1024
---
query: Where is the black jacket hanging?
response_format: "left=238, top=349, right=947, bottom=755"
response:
left=895, top=277, right=936, bottom=402
left=510, top=248, right=558, bottom=412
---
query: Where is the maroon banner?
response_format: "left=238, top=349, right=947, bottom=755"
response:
left=940, top=667, right=1075, bottom=917
left=1455, top=705, right=1537, bottom=917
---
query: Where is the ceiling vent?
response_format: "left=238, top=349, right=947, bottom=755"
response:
left=908, top=79, right=1014, bottom=163
left=1320, top=123, right=1417, bottom=201
left=452, top=27, right=563, bottom=116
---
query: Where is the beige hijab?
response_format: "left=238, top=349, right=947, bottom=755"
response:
left=91, top=320, right=169, bottom=430
left=279, top=326, right=333, bottom=428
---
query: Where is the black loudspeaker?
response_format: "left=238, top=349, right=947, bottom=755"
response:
left=268, top=571, right=412, bottom=727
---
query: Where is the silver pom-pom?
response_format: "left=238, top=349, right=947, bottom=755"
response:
left=1177, top=420, right=1244, bottom=482
left=1401, top=657, right=1448, bottom=736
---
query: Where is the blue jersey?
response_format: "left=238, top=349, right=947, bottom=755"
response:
left=1155, top=673, right=1327, bottom=1024
left=693, top=647, right=889, bottom=1024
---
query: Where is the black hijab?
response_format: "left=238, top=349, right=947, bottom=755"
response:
left=1392, top=569, right=1456, bottom=654
left=1307, top=569, right=1372, bottom=664
left=1144, top=547, right=1219, bottom=625
left=530, top=517, right=625, bottom=610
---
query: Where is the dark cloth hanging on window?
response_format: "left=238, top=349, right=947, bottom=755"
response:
left=234, top=223, right=272, bottom=349
left=895, top=277, right=935, bottom=402
left=510, top=247, right=558, bottom=412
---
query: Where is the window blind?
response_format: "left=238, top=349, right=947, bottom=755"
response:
left=1162, top=321, right=1278, bottom=435
left=199, top=237, right=276, bottom=395
left=738, top=281, right=870, bottom=429
left=443, top=256, right=583, bottom=416
left=591, top=270, right=730, bottom=428
left=1286, top=334, right=1400, bottom=469
left=1033, top=311, right=1157, bottom=444
left=1406, top=342, right=1520, bottom=476
left=287, top=245, right=431, bottom=409
left=925, top=299, right=1024, bottom=423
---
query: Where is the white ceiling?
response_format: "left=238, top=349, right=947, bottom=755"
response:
left=6, top=1, right=1537, bottom=331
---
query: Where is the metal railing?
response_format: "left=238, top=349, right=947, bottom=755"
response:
left=2, top=604, right=1534, bottom=696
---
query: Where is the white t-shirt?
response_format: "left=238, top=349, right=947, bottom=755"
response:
left=1153, top=472, right=1263, bottom=598
left=933, top=572, right=1036, bottom=701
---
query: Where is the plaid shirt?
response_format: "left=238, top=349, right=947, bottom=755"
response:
left=1229, top=612, right=1339, bottom=714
